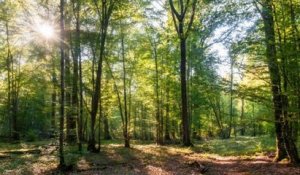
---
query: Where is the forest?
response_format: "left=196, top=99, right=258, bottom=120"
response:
left=0, top=0, right=299, bottom=174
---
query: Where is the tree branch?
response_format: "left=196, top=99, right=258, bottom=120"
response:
left=185, top=0, right=196, bottom=39
left=169, top=0, right=181, bottom=20
left=183, top=0, right=190, bottom=18
left=171, top=11, right=180, bottom=35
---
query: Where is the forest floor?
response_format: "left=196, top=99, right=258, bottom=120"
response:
left=0, top=136, right=299, bottom=175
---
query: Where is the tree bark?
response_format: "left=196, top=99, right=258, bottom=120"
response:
left=121, top=34, right=130, bottom=148
left=88, top=0, right=114, bottom=152
left=165, top=84, right=171, bottom=141
left=59, top=0, right=66, bottom=168
left=151, top=37, right=163, bottom=145
left=103, top=114, right=111, bottom=140
left=240, top=98, right=245, bottom=136
left=169, top=0, right=196, bottom=146
left=259, top=0, right=299, bottom=163
left=72, top=0, right=83, bottom=152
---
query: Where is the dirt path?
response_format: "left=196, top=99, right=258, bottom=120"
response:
left=62, top=145, right=300, bottom=175
left=1, top=144, right=299, bottom=175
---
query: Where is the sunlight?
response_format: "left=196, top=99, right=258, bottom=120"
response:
left=36, top=22, right=55, bottom=39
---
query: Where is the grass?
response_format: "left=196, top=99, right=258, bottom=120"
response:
left=194, top=136, right=276, bottom=156
left=0, top=140, right=51, bottom=152
left=0, top=136, right=298, bottom=174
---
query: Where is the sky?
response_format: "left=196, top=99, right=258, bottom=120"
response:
left=209, top=19, right=257, bottom=80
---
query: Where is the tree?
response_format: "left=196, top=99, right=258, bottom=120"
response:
left=1, top=0, right=20, bottom=141
left=121, top=31, right=130, bottom=148
left=255, top=0, right=299, bottom=164
left=59, top=0, right=66, bottom=169
left=169, top=0, right=197, bottom=147
left=88, top=0, right=115, bottom=152
left=70, top=0, right=82, bottom=151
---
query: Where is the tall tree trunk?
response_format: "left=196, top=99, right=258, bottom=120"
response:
left=64, top=9, right=76, bottom=143
left=105, top=57, right=128, bottom=146
left=169, top=0, right=196, bottom=146
left=88, top=0, right=114, bottom=152
left=71, top=4, right=79, bottom=146
left=180, top=35, right=191, bottom=146
left=165, top=84, right=171, bottom=141
left=121, top=34, right=130, bottom=148
left=103, top=114, right=111, bottom=140
left=72, top=0, right=83, bottom=151
left=252, top=103, right=256, bottom=137
left=152, top=38, right=163, bottom=145
left=229, top=55, right=234, bottom=138
left=11, top=56, right=18, bottom=141
left=78, top=26, right=84, bottom=151
left=273, top=2, right=299, bottom=164
left=59, top=0, right=66, bottom=168
left=259, top=0, right=299, bottom=164
left=289, top=0, right=300, bottom=144
left=7, top=48, right=11, bottom=138
left=258, top=0, right=286, bottom=161
left=66, top=45, right=76, bottom=143
left=5, top=20, right=19, bottom=141
left=240, top=98, right=245, bottom=136
left=51, top=64, right=57, bottom=134
left=133, top=104, right=137, bottom=139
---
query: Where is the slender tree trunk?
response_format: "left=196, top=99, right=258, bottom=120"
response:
left=11, top=57, right=18, bottom=141
left=72, top=0, right=83, bottom=152
left=133, top=104, right=137, bottom=139
left=152, top=39, right=163, bottom=145
left=103, top=114, right=111, bottom=140
left=51, top=72, right=57, bottom=133
left=59, top=0, right=66, bottom=168
left=88, top=0, right=114, bottom=152
left=78, top=27, right=84, bottom=151
left=229, top=55, right=234, bottom=138
left=69, top=0, right=80, bottom=148
left=240, top=98, right=245, bottom=136
left=98, top=94, right=102, bottom=150
left=169, top=0, right=196, bottom=146
left=289, top=0, right=300, bottom=144
left=5, top=20, right=19, bottom=141
left=105, top=57, right=127, bottom=146
left=66, top=43, right=76, bottom=143
left=165, top=84, right=171, bottom=141
left=7, top=49, right=11, bottom=138
left=252, top=103, right=256, bottom=137
left=121, top=35, right=130, bottom=148
left=179, top=34, right=191, bottom=146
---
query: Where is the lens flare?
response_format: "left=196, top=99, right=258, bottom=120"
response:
left=37, top=23, right=55, bottom=39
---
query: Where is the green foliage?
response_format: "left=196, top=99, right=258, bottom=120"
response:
left=24, top=130, right=39, bottom=142
left=0, top=0, right=298, bottom=165
left=195, top=136, right=276, bottom=156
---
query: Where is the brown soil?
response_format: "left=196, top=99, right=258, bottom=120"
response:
left=2, top=144, right=299, bottom=175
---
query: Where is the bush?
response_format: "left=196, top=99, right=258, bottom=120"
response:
left=25, top=129, right=38, bottom=142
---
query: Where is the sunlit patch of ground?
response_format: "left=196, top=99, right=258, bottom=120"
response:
left=0, top=137, right=299, bottom=174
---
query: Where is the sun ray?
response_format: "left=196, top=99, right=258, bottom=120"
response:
left=36, top=22, right=55, bottom=39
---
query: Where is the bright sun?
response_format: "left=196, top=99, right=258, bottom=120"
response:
left=37, top=23, right=55, bottom=39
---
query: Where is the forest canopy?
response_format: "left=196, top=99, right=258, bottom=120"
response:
left=0, top=0, right=299, bottom=173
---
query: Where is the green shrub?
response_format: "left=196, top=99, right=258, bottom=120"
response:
left=25, top=130, right=38, bottom=142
